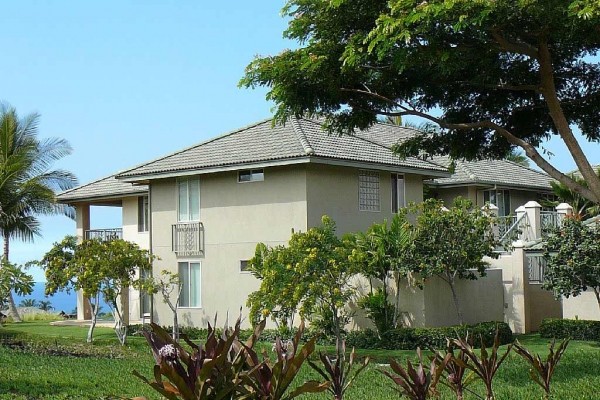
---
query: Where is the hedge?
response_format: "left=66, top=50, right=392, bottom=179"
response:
left=346, top=321, right=513, bottom=350
left=539, top=318, right=600, bottom=341
left=129, top=320, right=512, bottom=350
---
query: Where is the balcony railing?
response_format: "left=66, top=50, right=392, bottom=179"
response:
left=541, top=211, right=560, bottom=238
left=85, top=228, right=123, bottom=241
left=172, top=222, right=204, bottom=256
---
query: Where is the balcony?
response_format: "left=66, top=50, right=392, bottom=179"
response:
left=85, top=228, right=123, bottom=241
left=172, top=222, right=204, bottom=256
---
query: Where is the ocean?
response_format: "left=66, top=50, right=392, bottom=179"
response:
left=11, top=282, right=109, bottom=314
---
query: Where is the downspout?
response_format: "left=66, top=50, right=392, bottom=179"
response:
left=148, top=184, right=154, bottom=323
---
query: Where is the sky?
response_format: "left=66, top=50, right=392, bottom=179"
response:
left=2, top=2, right=599, bottom=281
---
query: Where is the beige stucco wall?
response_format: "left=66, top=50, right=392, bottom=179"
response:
left=434, top=187, right=473, bottom=207
left=422, top=270, right=504, bottom=327
left=121, top=196, right=150, bottom=322
left=305, top=164, right=423, bottom=233
left=562, top=291, right=600, bottom=320
left=528, top=284, right=562, bottom=331
left=150, top=166, right=309, bottom=327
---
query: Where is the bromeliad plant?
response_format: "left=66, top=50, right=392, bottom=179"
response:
left=513, top=338, right=570, bottom=400
left=382, top=347, right=450, bottom=400
left=452, top=330, right=513, bottom=400
left=240, top=321, right=329, bottom=399
left=308, top=341, right=370, bottom=400
left=133, top=317, right=259, bottom=400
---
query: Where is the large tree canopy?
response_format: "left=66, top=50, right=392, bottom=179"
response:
left=241, top=0, right=600, bottom=202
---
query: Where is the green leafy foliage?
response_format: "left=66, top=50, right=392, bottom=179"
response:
left=514, top=338, right=570, bottom=399
left=539, top=318, right=600, bottom=341
left=308, top=341, right=370, bottom=400
left=40, top=235, right=154, bottom=344
left=247, top=216, right=355, bottom=345
left=241, top=0, right=600, bottom=203
left=452, top=329, right=513, bottom=400
left=350, top=214, right=415, bottom=334
left=382, top=347, right=450, bottom=400
left=345, top=321, right=512, bottom=350
left=543, top=218, right=600, bottom=311
left=434, top=336, right=475, bottom=400
left=0, top=259, right=34, bottom=314
left=408, top=198, right=499, bottom=324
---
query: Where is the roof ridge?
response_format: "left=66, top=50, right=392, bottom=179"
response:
left=292, top=118, right=315, bottom=155
left=116, top=117, right=274, bottom=178
left=453, top=159, right=477, bottom=181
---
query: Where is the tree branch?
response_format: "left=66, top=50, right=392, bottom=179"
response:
left=490, top=28, right=538, bottom=58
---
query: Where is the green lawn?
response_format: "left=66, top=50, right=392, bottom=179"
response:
left=1, top=322, right=599, bottom=399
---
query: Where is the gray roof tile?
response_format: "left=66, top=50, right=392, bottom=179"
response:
left=117, top=118, right=447, bottom=179
left=428, top=156, right=553, bottom=191
left=57, top=174, right=147, bottom=203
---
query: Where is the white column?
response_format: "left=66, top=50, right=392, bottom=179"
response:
left=524, top=201, right=542, bottom=240
left=75, top=203, right=92, bottom=320
left=482, top=204, right=499, bottom=238
left=556, top=203, right=573, bottom=224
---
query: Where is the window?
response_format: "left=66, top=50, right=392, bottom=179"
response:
left=240, top=260, right=250, bottom=273
left=238, top=169, right=264, bottom=183
left=178, top=179, right=200, bottom=221
left=138, top=196, right=149, bottom=232
left=359, top=170, right=380, bottom=211
left=483, top=189, right=511, bottom=216
left=178, top=261, right=201, bottom=307
left=391, top=174, right=405, bottom=213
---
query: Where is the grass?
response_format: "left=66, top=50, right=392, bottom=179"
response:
left=1, top=322, right=600, bottom=399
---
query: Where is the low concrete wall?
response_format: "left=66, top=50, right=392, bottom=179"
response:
left=528, top=284, right=562, bottom=331
left=563, top=291, right=600, bottom=320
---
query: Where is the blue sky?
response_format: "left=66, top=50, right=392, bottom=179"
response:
left=2, top=2, right=598, bottom=281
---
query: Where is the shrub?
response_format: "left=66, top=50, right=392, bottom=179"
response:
left=346, top=321, right=512, bottom=350
left=539, top=318, right=600, bottom=341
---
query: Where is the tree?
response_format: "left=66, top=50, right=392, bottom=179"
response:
left=143, top=270, right=182, bottom=341
left=248, top=216, right=355, bottom=351
left=350, top=213, right=416, bottom=334
left=18, top=298, right=37, bottom=308
left=0, top=103, right=77, bottom=322
left=38, top=300, right=54, bottom=311
left=544, top=167, right=600, bottom=219
left=241, top=1, right=600, bottom=203
left=506, top=150, right=531, bottom=168
left=408, top=198, right=498, bottom=324
left=544, top=218, right=600, bottom=310
left=0, top=258, right=34, bottom=314
left=41, top=236, right=153, bottom=345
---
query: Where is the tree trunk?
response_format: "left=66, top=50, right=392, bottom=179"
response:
left=448, top=277, right=464, bottom=325
left=87, top=296, right=98, bottom=343
left=112, top=300, right=127, bottom=346
left=332, top=307, right=344, bottom=358
left=3, top=237, right=21, bottom=322
left=394, top=272, right=402, bottom=329
left=593, top=287, right=600, bottom=313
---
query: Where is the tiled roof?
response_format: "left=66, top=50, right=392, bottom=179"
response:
left=56, top=174, right=148, bottom=203
left=428, top=156, right=553, bottom=191
left=116, top=118, right=448, bottom=180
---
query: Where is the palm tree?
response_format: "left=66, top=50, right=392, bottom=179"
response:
left=0, top=103, right=77, bottom=321
left=19, top=298, right=37, bottom=308
left=38, top=300, right=54, bottom=311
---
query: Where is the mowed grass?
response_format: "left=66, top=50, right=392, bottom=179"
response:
left=1, top=322, right=600, bottom=399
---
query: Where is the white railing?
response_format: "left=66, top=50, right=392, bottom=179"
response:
left=85, top=228, right=123, bottom=241
left=496, top=213, right=530, bottom=251
left=540, top=211, right=560, bottom=238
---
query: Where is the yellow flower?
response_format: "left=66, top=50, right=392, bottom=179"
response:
left=261, top=309, right=271, bottom=317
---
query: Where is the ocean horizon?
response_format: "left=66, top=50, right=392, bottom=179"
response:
left=11, top=282, right=109, bottom=313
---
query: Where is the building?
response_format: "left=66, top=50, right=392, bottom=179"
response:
left=57, top=118, right=562, bottom=332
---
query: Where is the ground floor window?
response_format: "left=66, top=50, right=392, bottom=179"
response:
left=483, top=189, right=511, bottom=216
left=391, top=173, right=405, bottom=213
left=178, top=261, right=201, bottom=307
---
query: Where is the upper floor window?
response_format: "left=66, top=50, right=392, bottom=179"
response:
left=138, top=196, right=149, bottom=232
left=178, top=179, right=200, bottom=221
left=483, top=189, right=511, bottom=217
left=359, top=170, right=380, bottom=212
left=391, top=174, right=405, bottom=213
left=238, top=169, right=264, bottom=183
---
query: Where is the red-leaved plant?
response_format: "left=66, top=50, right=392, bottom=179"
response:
left=382, top=347, right=450, bottom=400
left=433, top=336, right=475, bottom=400
left=513, top=338, right=570, bottom=400
left=308, top=340, right=370, bottom=400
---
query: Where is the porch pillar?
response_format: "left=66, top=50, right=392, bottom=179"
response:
left=555, top=203, right=573, bottom=224
left=75, top=203, right=92, bottom=320
left=482, top=204, right=499, bottom=238
left=524, top=201, right=542, bottom=240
